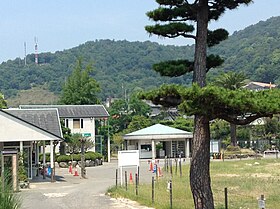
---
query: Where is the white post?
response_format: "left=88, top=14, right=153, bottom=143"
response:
left=50, top=140, right=54, bottom=182
left=43, top=141, right=46, bottom=166
left=107, top=119, right=111, bottom=162
left=20, top=141, right=23, bottom=164
left=30, top=143, right=33, bottom=178
left=152, top=140, right=156, bottom=160
left=43, top=141, right=46, bottom=179
left=186, top=139, right=190, bottom=158
left=20, top=141, right=23, bottom=154
left=138, top=142, right=141, bottom=158
left=36, top=142, right=39, bottom=176
left=120, top=167, right=123, bottom=186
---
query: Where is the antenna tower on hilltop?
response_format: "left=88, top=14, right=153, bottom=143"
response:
left=34, top=37, right=38, bottom=64
left=24, top=42, right=27, bottom=66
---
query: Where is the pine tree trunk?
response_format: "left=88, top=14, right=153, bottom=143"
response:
left=190, top=115, right=214, bottom=209
left=191, top=1, right=214, bottom=208
left=193, top=0, right=208, bottom=87
left=230, top=123, right=237, bottom=146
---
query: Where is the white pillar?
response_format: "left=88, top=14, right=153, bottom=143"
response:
left=50, top=140, right=54, bottom=169
left=50, top=140, right=54, bottom=182
left=152, top=140, right=156, bottom=160
left=30, top=143, right=33, bottom=178
left=20, top=141, right=23, bottom=154
left=12, top=154, right=18, bottom=191
left=186, top=139, right=190, bottom=158
left=20, top=141, right=23, bottom=164
left=43, top=141, right=46, bottom=166
left=36, top=142, right=39, bottom=164
left=107, top=120, right=111, bottom=162
left=43, top=141, right=46, bottom=179
left=107, top=138, right=111, bottom=162
left=138, top=142, right=141, bottom=158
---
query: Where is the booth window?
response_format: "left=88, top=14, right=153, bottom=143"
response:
left=141, top=144, right=152, bottom=152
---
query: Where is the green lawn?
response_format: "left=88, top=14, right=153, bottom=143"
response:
left=108, top=159, right=280, bottom=209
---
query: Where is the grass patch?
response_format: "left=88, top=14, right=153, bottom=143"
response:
left=108, top=159, right=280, bottom=209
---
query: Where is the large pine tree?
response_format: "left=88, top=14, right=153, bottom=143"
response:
left=143, top=1, right=280, bottom=208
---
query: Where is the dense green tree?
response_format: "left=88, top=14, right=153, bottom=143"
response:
left=108, top=94, right=151, bottom=135
left=210, top=119, right=230, bottom=142
left=109, top=99, right=131, bottom=134
left=213, top=72, right=246, bottom=90
left=129, top=94, right=151, bottom=117
left=160, top=116, right=194, bottom=132
left=144, top=1, right=279, bottom=208
left=125, top=115, right=152, bottom=134
left=60, top=120, right=71, bottom=155
left=213, top=72, right=246, bottom=146
left=59, top=58, right=100, bottom=105
left=67, top=133, right=94, bottom=153
left=0, top=93, right=7, bottom=108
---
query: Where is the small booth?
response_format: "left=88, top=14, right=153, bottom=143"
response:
left=123, top=124, right=193, bottom=159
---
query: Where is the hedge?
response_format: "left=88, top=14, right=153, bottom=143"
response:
left=56, top=152, right=103, bottom=163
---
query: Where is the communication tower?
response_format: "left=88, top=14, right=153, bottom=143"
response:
left=24, top=42, right=27, bottom=66
left=34, top=37, right=38, bottom=64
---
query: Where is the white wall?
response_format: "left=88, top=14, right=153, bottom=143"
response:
left=0, top=113, right=57, bottom=142
left=65, top=117, right=96, bottom=152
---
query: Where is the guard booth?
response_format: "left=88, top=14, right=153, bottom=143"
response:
left=0, top=150, right=19, bottom=192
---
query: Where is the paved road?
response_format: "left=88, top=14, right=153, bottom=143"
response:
left=20, top=159, right=165, bottom=209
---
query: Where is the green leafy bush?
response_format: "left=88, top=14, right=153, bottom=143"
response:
left=56, top=152, right=103, bottom=163
left=0, top=178, right=21, bottom=209
left=39, top=153, right=50, bottom=162
left=56, top=155, right=71, bottom=163
left=39, top=153, right=59, bottom=163
left=226, top=145, right=241, bottom=152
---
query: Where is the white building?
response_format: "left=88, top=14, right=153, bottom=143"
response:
left=123, top=124, right=193, bottom=159
left=20, top=105, right=110, bottom=153
left=0, top=109, right=63, bottom=182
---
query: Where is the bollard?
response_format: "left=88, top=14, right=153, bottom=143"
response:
left=152, top=176, right=155, bottom=204
left=170, top=159, right=173, bottom=177
left=224, top=188, right=228, bottom=209
left=135, top=173, right=138, bottom=196
left=175, top=158, right=178, bottom=175
left=115, top=169, right=118, bottom=188
left=137, top=166, right=140, bottom=184
left=166, top=156, right=169, bottom=172
left=164, top=156, right=167, bottom=172
left=169, top=180, right=173, bottom=209
left=125, top=171, right=127, bottom=191
left=153, top=164, right=158, bottom=180
left=258, top=194, right=265, bottom=209
left=179, top=156, right=182, bottom=178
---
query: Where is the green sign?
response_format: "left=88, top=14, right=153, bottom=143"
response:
left=82, top=133, right=91, bottom=137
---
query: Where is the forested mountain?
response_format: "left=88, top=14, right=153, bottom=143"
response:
left=0, top=16, right=280, bottom=103
left=0, top=40, right=194, bottom=100
left=209, top=16, right=280, bottom=83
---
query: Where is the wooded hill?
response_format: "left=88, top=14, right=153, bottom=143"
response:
left=1, top=16, right=279, bottom=103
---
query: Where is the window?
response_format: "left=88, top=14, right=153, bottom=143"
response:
left=73, top=119, right=84, bottom=129
left=65, top=119, right=69, bottom=128
left=73, top=119, right=80, bottom=129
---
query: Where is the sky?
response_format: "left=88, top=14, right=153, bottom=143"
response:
left=1, top=0, right=280, bottom=63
